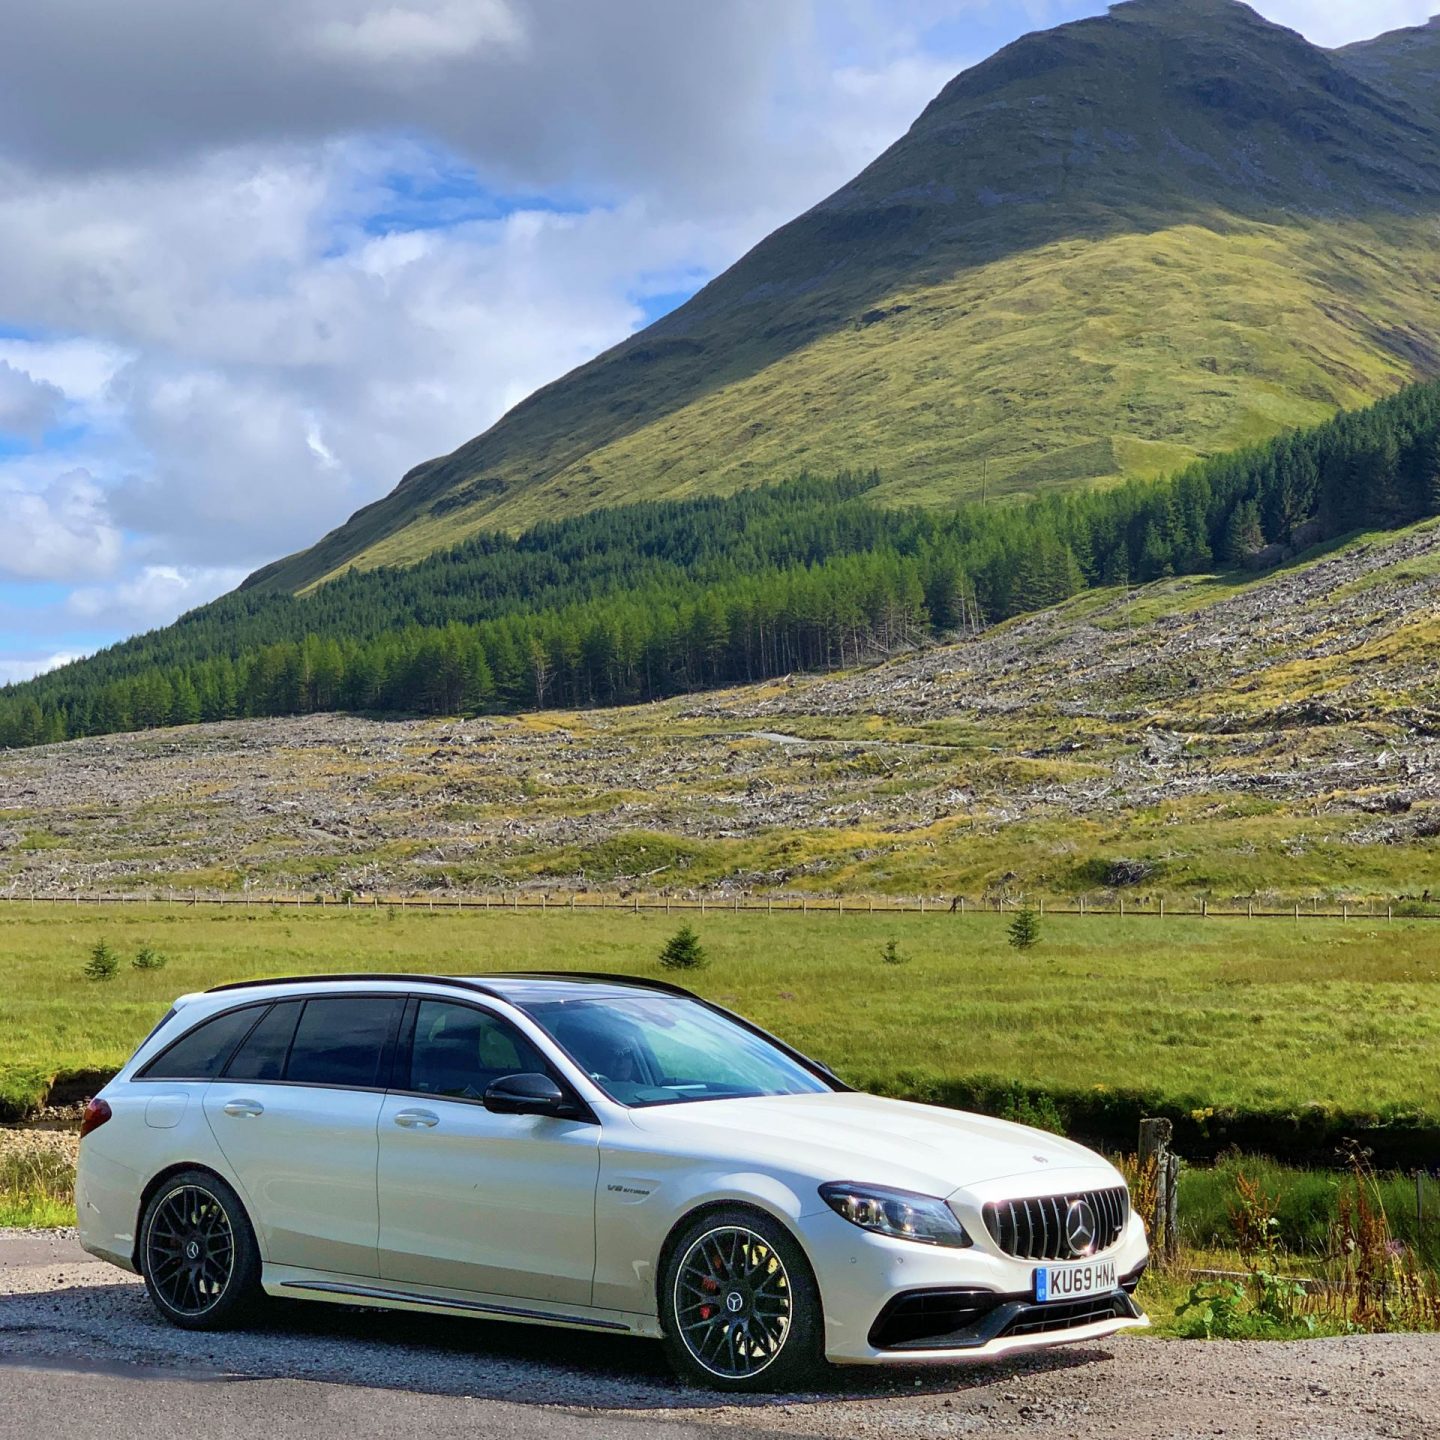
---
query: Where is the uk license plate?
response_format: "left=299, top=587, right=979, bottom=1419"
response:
left=1034, top=1257, right=1116, bottom=1304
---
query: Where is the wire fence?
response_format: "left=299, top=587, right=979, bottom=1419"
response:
left=1, top=890, right=1436, bottom=921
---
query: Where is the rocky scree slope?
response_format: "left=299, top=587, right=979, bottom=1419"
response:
left=4, top=522, right=1438, bottom=903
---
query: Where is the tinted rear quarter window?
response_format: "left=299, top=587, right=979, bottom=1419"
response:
left=285, top=997, right=402, bottom=1088
left=224, top=1000, right=302, bottom=1081
left=143, top=1006, right=262, bottom=1081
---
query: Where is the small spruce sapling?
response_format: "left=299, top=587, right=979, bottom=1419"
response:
left=880, top=938, right=907, bottom=966
left=1008, top=906, right=1042, bottom=952
left=132, top=943, right=167, bottom=971
left=659, top=923, right=709, bottom=972
left=84, top=940, right=120, bottom=982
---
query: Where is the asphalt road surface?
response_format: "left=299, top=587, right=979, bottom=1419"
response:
left=2, top=1229, right=1436, bottom=1439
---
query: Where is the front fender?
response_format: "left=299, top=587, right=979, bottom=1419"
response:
left=592, top=1157, right=814, bottom=1316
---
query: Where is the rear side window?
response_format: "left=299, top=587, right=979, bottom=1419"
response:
left=142, top=1006, right=261, bottom=1081
left=284, top=997, right=402, bottom=1088
left=224, top=1000, right=302, bottom=1081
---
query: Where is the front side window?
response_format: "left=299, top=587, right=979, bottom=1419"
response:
left=520, top=995, right=832, bottom=1107
left=406, top=1000, right=553, bottom=1101
left=141, top=1006, right=262, bottom=1081
left=284, top=996, right=403, bottom=1089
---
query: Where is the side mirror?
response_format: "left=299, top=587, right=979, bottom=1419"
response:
left=483, top=1072, right=580, bottom=1120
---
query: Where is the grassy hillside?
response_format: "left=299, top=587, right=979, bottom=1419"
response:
left=247, top=0, right=1440, bottom=592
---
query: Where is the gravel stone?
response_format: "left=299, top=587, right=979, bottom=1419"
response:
left=2, top=1233, right=1437, bottom=1436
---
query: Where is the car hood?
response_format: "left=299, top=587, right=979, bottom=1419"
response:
left=627, top=1091, right=1117, bottom=1198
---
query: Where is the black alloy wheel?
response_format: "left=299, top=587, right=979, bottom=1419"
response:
left=140, top=1169, right=262, bottom=1330
left=661, top=1205, right=824, bottom=1392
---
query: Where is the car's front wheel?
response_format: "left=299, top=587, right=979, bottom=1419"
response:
left=139, top=1169, right=263, bottom=1330
left=660, top=1205, right=825, bottom=1392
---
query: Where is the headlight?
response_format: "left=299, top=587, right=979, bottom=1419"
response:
left=819, top=1182, right=973, bottom=1248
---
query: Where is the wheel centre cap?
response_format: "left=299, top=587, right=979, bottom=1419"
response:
left=725, top=1290, right=745, bottom=1314
left=185, top=1240, right=201, bottom=1261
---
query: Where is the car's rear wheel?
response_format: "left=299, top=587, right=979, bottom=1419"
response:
left=139, top=1169, right=262, bottom=1330
left=660, top=1205, right=825, bottom=1392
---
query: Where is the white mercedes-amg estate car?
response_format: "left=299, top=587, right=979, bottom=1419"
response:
left=76, top=972, right=1149, bottom=1390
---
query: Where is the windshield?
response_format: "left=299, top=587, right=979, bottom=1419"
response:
left=518, top=994, right=833, bottom=1107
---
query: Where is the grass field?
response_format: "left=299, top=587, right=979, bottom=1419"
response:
left=2, top=903, right=1436, bottom=1161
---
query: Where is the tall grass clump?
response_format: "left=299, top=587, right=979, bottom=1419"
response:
left=0, top=1136, right=76, bottom=1228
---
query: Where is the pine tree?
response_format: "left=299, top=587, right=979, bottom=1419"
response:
left=659, top=923, right=709, bottom=971
left=133, top=943, right=167, bottom=971
left=170, top=674, right=201, bottom=727
left=83, top=940, right=120, bottom=981
left=1223, top=500, right=1264, bottom=565
left=1421, top=435, right=1440, bottom=517
left=1008, top=907, right=1042, bottom=952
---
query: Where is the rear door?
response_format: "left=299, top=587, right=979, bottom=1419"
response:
left=377, top=998, right=600, bottom=1304
left=204, top=994, right=403, bottom=1278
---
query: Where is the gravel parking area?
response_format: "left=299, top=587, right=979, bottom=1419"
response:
left=2, top=1230, right=1436, bottom=1439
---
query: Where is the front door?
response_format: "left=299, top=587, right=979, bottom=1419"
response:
left=377, top=998, right=600, bottom=1305
left=204, top=994, right=403, bottom=1277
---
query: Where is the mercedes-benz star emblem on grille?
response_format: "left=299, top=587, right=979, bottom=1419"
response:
left=1065, top=1198, right=1098, bottom=1257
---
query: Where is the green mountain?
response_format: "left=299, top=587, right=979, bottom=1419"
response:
left=247, top=0, right=1440, bottom=594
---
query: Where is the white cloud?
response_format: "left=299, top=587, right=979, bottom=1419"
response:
left=67, top=564, right=247, bottom=632
left=0, top=338, right=129, bottom=410
left=0, top=361, right=64, bottom=440
left=307, top=0, right=526, bottom=65
left=1254, top=2, right=1434, bottom=48
left=0, top=652, right=87, bottom=685
left=0, top=469, right=121, bottom=582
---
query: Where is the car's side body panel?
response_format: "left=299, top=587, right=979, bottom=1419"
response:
left=376, top=1093, right=601, bottom=1304
left=203, top=1083, right=387, bottom=1277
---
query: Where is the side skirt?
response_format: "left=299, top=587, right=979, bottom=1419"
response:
left=263, top=1269, right=656, bottom=1337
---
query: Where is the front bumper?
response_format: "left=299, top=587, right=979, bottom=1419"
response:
left=798, top=1201, right=1151, bottom=1365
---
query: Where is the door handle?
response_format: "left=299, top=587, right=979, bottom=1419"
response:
left=222, top=1099, right=265, bottom=1118
left=394, top=1109, right=440, bottom=1129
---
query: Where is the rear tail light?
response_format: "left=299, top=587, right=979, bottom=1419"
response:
left=79, top=1097, right=112, bottom=1140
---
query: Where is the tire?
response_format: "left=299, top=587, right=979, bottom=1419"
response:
left=138, top=1169, right=263, bottom=1331
left=659, top=1205, right=825, bottom=1393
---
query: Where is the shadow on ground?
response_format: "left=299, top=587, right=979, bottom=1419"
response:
left=0, top=1273, right=1106, bottom=1411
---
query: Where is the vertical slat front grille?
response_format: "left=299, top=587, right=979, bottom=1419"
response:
left=983, top=1186, right=1129, bottom=1260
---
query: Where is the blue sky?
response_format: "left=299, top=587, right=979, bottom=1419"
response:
left=0, top=0, right=1431, bottom=683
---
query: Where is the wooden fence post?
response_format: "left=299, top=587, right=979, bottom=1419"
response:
left=1139, top=1117, right=1176, bottom=1265
left=1165, top=1152, right=1181, bottom=1265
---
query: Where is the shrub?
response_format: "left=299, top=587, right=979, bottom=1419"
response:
left=83, top=940, right=120, bottom=982
left=132, top=944, right=167, bottom=971
left=995, top=1084, right=1066, bottom=1135
left=880, top=938, right=907, bottom=966
left=659, top=923, right=708, bottom=972
left=1008, top=906, right=1041, bottom=951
